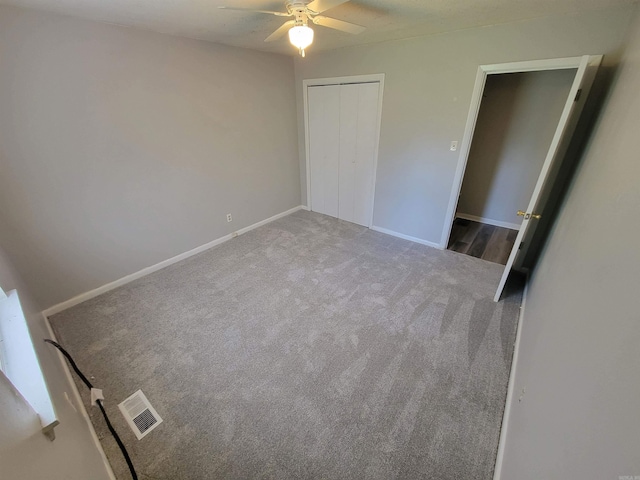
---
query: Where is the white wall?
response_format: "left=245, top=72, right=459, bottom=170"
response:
left=0, top=6, right=300, bottom=309
left=457, top=69, right=575, bottom=227
left=295, top=5, right=636, bottom=246
left=0, top=244, right=113, bottom=480
left=499, top=9, right=640, bottom=479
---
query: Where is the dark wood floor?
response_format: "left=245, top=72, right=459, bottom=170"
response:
left=447, top=218, right=518, bottom=265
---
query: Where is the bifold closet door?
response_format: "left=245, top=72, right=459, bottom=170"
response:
left=308, top=85, right=341, bottom=218
left=308, top=82, right=379, bottom=227
left=338, top=83, right=379, bottom=226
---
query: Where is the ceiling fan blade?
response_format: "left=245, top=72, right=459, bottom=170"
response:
left=312, top=15, right=365, bottom=34
left=217, top=6, right=291, bottom=17
left=306, top=0, right=350, bottom=14
left=265, top=20, right=296, bottom=42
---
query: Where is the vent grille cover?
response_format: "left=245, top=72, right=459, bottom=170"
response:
left=118, top=390, right=163, bottom=440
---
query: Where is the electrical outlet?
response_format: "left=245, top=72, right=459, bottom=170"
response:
left=450, top=141, right=458, bottom=151
left=226, top=214, right=232, bottom=223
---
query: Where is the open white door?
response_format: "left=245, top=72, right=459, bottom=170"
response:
left=494, top=55, right=602, bottom=302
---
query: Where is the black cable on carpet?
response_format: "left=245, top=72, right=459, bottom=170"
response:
left=45, top=338, right=138, bottom=480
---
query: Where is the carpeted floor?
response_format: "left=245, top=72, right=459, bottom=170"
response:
left=50, top=210, right=523, bottom=480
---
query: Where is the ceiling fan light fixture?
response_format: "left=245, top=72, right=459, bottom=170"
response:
left=220, top=1, right=365, bottom=57
left=288, top=24, right=314, bottom=54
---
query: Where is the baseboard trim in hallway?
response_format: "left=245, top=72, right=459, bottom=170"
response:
left=42, top=205, right=305, bottom=317
left=455, top=213, right=521, bottom=231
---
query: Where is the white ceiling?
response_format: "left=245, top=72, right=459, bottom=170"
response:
left=0, top=0, right=636, bottom=55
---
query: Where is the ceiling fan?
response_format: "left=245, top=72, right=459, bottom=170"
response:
left=218, top=0, right=365, bottom=57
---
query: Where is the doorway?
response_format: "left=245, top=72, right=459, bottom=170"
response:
left=447, top=69, right=577, bottom=265
left=442, top=56, right=602, bottom=300
left=303, top=74, right=385, bottom=227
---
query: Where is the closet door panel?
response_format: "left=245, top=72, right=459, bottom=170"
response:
left=338, top=84, right=359, bottom=224
left=353, top=83, right=379, bottom=226
left=338, top=83, right=379, bottom=226
left=308, top=85, right=340, bottom=218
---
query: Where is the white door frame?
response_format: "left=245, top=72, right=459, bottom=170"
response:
left=439, top=56, right=585, bottom=249
left=303, top=74, right=385, bottom=228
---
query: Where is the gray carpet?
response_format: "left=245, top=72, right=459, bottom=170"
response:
left=50, top=210, right=523, bottom=480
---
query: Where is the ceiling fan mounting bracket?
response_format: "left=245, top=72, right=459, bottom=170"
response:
left=286, top=0, right=315, bottom=24
left=286, top=1, right=313, bottom=12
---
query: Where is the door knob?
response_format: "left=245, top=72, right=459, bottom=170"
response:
left=517, top=210, right=541, bottom=220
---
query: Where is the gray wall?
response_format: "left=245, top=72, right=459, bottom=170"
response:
left=294, top=5, right=635, bottom=246
left=0, top=245, right=112, bottom=480
left=457, top=69, right=575, bottom=227
left=0, top=6, right=300, bottom=309
left=499, top=10, right=640, bottom=479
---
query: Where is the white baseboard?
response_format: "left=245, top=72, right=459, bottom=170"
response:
left=301, top=205, right=310, bottom=211
left=41, top=313, right=117, bottom=480
left=43, top=205, right=304, bottom=317
left=370, top=225, right=442, bottom=249
left=493, top=275, right=529, bottom=480
left=456, top=213, right=520, bottom=231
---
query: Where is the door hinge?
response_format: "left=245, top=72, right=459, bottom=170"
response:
left=574, top=89, right=582, bottom=102
left=518, top=242, right=525, bottom=250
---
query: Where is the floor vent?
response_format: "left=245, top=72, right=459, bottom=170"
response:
left=118, top=390, right=163, bottom=440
